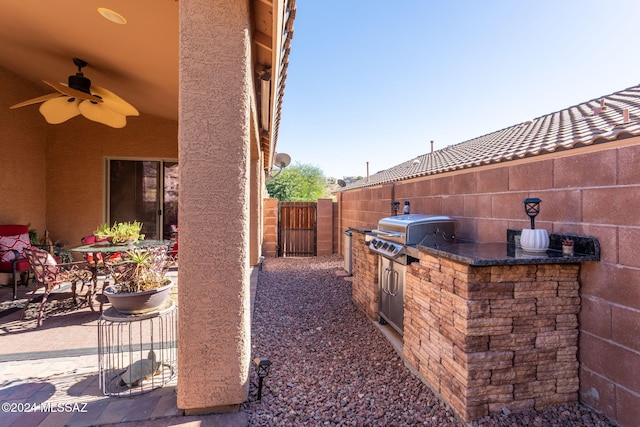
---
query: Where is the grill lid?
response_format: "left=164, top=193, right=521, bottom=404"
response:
left=372, top=214, right=455, bottom=245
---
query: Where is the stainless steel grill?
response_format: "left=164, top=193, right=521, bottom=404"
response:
left=369, top=214, right=456, bottom=261
left=368, top=213, right=456, bottom=335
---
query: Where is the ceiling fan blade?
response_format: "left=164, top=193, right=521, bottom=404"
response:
left=10, top=93, right=63, bottom=109
left=39, top=97, right=81, bottom=124
left=78, top=101, right=127, bottom=128
left=90, top=85, right=139, bottom=116
left=43, top=80, right=103, bottom=103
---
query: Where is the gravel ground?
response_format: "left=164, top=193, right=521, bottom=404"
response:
left=242, top=255, right=615, bottom=427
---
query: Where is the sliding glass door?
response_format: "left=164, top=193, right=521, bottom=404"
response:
left=162, top=161, right=179, bottom=240
left=108, top=159, right=178, bottom=240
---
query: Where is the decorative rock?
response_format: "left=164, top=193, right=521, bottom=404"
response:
left=243, top=255, right=612, bottom=427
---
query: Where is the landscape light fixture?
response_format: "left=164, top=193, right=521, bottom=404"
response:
left=253, top=357, right=272, bottom=400
left=392, top=201, right=400, bottom=216
left=523, top=197, right=542, bottom=229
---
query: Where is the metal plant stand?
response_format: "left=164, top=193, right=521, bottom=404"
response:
left=98, top=299, right=177, bottom=396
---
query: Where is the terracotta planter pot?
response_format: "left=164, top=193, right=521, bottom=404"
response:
left=104, top=282, right=173, bottom=315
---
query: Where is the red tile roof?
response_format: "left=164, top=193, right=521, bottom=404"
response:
left=341, top=84, right=640, bottom=189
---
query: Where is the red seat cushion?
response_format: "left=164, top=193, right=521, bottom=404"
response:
left=0, top=257, right=31, bottom=273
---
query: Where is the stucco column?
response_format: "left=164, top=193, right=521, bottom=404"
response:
left=177, top=0, right=251, bottom=413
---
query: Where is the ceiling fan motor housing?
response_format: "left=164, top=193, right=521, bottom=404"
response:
left=68, top=73, right=92, bottom=94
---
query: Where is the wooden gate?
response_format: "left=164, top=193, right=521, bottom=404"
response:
left=278, top=202, right=316, bottom=257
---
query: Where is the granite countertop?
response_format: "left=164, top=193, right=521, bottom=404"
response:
left=417, top=241, right=600, bottom=266
left=350, top=226, right=600, bottom=266
left=347, top=227, right=372, bottom=234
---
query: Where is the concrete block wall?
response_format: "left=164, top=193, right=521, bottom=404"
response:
left=337, top=140, right=640, bottom=426
left=262, top=198, right=279, bottom=257
left=332, top=201, right=340, bottom=254
left=262, top=198, right=335, bottom=257
left=316, top=198, right=333, bottom=256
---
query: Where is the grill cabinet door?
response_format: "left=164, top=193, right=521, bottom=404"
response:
left=378, top=256, right=405, bottom=335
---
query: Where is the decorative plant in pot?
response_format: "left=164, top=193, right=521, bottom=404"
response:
left=562, top=238, right=575, bottom=256
left=103, top=246, right=172, bottom=315
left=93, top=221, right=145, bottom=245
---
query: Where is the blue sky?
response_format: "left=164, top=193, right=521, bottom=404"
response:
left=275, top=0, right=640, bottom=179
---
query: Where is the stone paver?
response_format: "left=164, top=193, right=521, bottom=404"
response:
left=0, top=267, right=256, bottom=426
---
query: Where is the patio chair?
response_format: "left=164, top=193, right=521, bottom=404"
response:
left=167, top=224, right=178, bottom=266
left=0, top=224, right=32, bottom=300
left=22, top=247, right=93, bottom=327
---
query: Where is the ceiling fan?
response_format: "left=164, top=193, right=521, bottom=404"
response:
left=10, top=58, right=139, bottom=128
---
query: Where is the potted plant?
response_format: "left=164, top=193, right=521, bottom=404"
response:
left=562, top=238, right=575, bottom=256
left=94, top=221, right=145, bottom=245
left=103, top=246, right=172, bottom=314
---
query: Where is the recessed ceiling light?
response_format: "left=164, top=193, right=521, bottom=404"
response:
left=98, top=7, right=127, bottom=25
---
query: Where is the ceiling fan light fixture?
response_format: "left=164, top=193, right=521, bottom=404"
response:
left=98, top=7, right=127, bottom=25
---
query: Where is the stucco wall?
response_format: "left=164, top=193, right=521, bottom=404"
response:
left=336, top=139, right=640, bottom=426
left=0, top=66, right=48, bottom=232
left=46, top=115, right=177, bottom=247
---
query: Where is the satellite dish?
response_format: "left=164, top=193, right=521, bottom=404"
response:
left=337, top=179, right=346, bottom=187
left=268, top=152, right=292, bottom=180
left=274, top=153, right=291, bottom=168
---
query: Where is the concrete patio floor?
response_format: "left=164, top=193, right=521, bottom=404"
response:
left=0, top=268, right=257, bottom=427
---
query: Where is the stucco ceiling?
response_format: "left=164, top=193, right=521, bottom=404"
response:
left=0, top=0, right=280, bottom=125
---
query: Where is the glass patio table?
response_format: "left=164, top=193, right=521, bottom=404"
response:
left=67, top=240, right=170, bottom=313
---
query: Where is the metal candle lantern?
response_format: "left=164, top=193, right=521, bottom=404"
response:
left=253, top=357, right=272, bottom=400
left=523, top=197, right=542, bottom=229
left=520, top=197, right=549, bottom=252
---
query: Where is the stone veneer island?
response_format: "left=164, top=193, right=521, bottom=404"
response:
left=349, top=228, right=599, bottom=422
